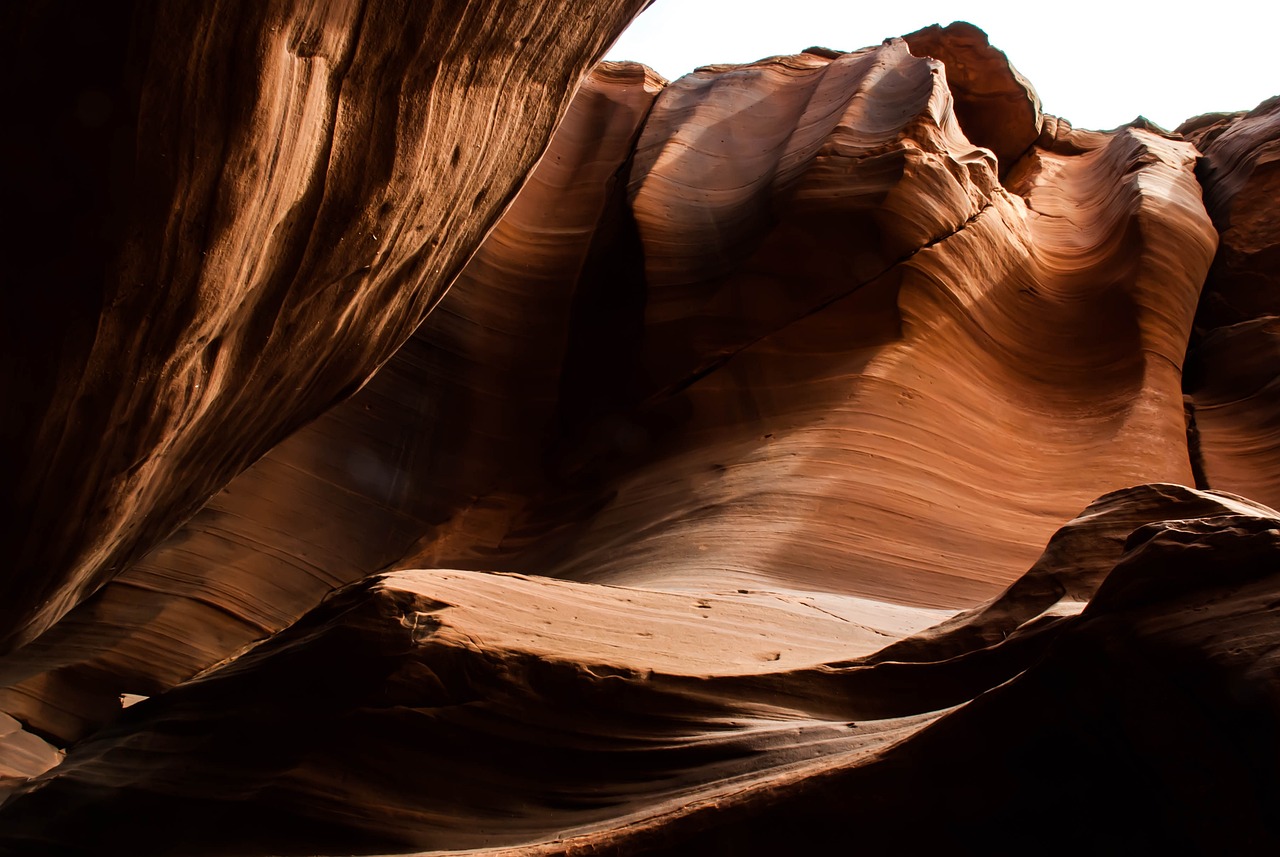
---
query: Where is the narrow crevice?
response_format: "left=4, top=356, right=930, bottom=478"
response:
left=1184, top=395, right=1212, bottom=490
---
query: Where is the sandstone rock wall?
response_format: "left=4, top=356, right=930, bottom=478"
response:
left=0, top=0, right=651, bottom=654
left=1, top=16, right=1277, bottom=856
left=1181, top=98, right=1280, bottom=509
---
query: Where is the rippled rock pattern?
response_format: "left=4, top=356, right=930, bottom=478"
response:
left=1, top=15, right=1278, bottom=856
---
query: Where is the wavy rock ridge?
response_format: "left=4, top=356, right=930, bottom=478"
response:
left=1, top=16, right=1278, bottom=856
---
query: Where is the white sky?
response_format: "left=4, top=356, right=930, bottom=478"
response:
left=605, top=1, right=1278, bottom=131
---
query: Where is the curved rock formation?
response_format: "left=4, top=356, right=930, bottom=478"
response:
left=2, top=18, right=1278, bottom=857
left=1180, top=97, right=1280, bottom=330
left=1184, top=316, right=1280, bottom=509
left=0, top=60, right=666, bottom=748
left=0, top=0, right=651, bottom=654
left=3, top=486, right=1277, bottom=855
left=1181, top=97, right=1280, bottom=509
left=506, top=38, right=1213, bottom=603
left=0, top=32, right=1220, bottom=751
left=902, top=21, right=1042, bottom=173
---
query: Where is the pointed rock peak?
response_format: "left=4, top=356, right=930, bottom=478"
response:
left=801, top=45, right=846, bottom=60
left=1123, top=114, right=1172, bottom=135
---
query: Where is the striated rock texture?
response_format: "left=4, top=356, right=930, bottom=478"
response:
left=2, top=18, right=1279, bottom=857
left=0, top=60, right=667, bottom=748
left=514, top=39, right=1212, bottom=604
left=1180, top=97, right=1280, bottom=331
left=3, top=486, right=1278, bottom=855
left=902, top=21, right=1042, bottom=174
left=0, top=0, right=652, bottom=654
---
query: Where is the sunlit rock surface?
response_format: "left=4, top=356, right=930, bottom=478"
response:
left=1, top=16, right=1278, bottom=856
left=902, top=21, right=1042, bottom=174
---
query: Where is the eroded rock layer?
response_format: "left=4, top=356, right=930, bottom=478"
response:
left=1, top=18, right=1279, bottom=857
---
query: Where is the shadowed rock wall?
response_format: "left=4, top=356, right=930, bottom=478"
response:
left=1181, top=98, right=1280, bottom=509
left=0, top=0, right=652, bottom=654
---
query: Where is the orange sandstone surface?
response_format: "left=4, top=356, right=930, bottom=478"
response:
left=0, top=13, right=1277, bottom=856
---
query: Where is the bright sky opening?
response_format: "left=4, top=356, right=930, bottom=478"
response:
left=605, top=0, right=1277, bottom=131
